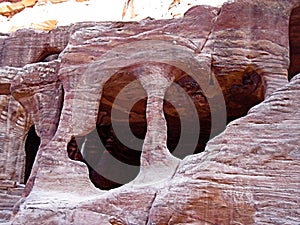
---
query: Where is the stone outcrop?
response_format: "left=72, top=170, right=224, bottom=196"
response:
left=0, top=26, right=69, bottom=67
left=0, top=0, right=299, bottom=224
left=0, top=67, right=26, bottom=224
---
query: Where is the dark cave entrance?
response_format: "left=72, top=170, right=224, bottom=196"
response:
left=67, top=66, right=265, bottom=190
left=165, top=67, right=265, bottom=158
left=36, top=45, right=61, bottom=62
left=24, top=125, right=40, bottom=184
left=68, top=71, right=146, bottom=190
left=289, top=6, right=300, bottom=81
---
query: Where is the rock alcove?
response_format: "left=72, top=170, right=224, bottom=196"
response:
left=67, top=65, right=264, bottom=190
left=1, top=1, right=300, bottom=224
left=289, top=6, right=300, bottom=81
left=24, top=125, right=40, bottom=184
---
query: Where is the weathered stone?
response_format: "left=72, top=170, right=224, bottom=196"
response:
left=0, top=27, right=69, bottom=67
left=0, top=181, right=16, bottom=189
left=0, top=0, right=299, bottom=224
left=11, top=60, right=64, bottom=145
left=0, top=67, right=27, bottom=184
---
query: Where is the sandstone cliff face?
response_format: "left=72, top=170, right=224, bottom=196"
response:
left=0, top=67, right=27, bottom=223
left=0, top=26, right=69, bottom=67
left=0, top=0, right=299, bottom=224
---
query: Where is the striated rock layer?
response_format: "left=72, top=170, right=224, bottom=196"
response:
left=0, top=0, right=299, bottom=224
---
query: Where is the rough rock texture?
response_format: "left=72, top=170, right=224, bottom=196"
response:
left=0, top=67, right=26, bottom=224
left=11, top=60, right=64, bottom=145
left=144, top=74, right=300, bottom=224
left=0, top=26, right=69, bottom=67
left=0, top=0, right=299, bottom=224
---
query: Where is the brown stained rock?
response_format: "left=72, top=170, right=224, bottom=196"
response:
left=0, top=1, right=299, bottom=224
left=0, top=83, right=11, bottom=94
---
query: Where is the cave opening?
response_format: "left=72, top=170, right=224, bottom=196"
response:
left=164, top=74, right=212, bottom=158
left=24, top=125, right=40, bottom=184
left=289, top=6, right=300, bottom=81
left=68, top=71, right=146, bottom=190
left=225, top=67, right=265, bottom=122
left=67, top=65, right=264, bottom=190
left=36, top=46, right=61, bottom=62
left=165, top=66, right=265, bottom=157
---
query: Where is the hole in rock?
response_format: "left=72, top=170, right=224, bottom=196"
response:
left=164, top=75, right=212, bottom=158
left=289, top=6, right=300, bottom=81
left=36, top=46, right=61, bottom=62
left=24, top=125, right=40, bottom=184
left=68, top=71, right=146, bottom=190
left=164, top=67, right=265, bottom=157
left=225, top=67, right=264, bottom=122
left=67, top=65, right=265, bottom=190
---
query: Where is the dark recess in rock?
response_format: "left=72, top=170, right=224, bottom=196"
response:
left=289, top=6, right=300, bottom=80
left=227, top=68, right=264, bottom=122
left=1, top=2, right=300, bottom=224
left=24, top=125, right=40, bottom=184
left=67, top=68, right=265, bottom=190
left=36, top=46, right=61, bottom=62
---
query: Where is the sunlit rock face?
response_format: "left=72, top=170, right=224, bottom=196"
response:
left=0, top=0, right=300, bottom=224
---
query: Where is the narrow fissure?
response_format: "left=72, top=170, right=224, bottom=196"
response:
left=52, top=83, right=64, bottom=138
left=289, top=6, right=300, bottom=81
left=24, top=125, right=40, bottom=184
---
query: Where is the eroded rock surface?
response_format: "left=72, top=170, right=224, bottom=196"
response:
left=0, top=0, right=299, bottom=224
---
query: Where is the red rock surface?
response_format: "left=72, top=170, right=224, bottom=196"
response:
left=0, top=0, right=299, bottom=224
left=0, top=27, right=69, bottom=67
